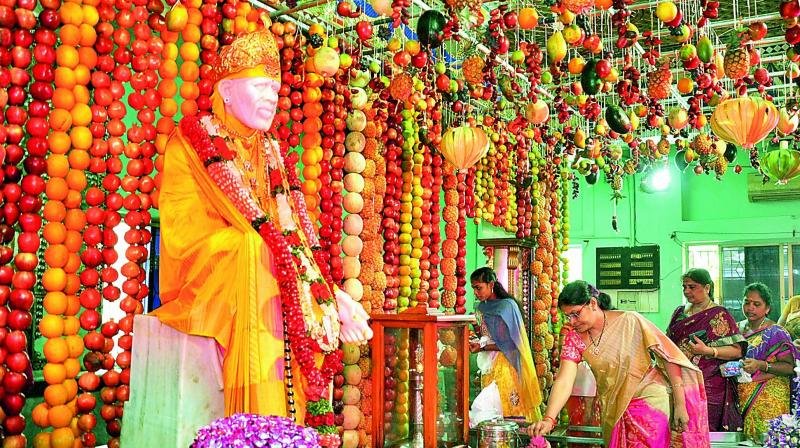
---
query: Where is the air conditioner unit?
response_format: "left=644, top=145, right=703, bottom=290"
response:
left=747, top=172, right=800, bottom=202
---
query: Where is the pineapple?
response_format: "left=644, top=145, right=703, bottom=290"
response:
left=714, top=157, right=729, bottom=177
left=462, top=54, right=486, bottom=85
left=724, top=36, right=750, bottom=80
left=611, top=174, right=623, bottom=191
left=690, top=133, right=713, bottom=156
left=647, top=59, right=672, bottom=100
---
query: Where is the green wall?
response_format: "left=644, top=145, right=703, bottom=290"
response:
left=569, top=150, right=800, bottom=330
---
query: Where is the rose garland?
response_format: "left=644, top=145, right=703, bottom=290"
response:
left=180, top=113, right=342, bottom=442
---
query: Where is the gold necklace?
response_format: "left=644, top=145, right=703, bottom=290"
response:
left=748, top=317, right=767, bottom=332
left=688, top=300, right=711, bottom=316
left=588, top=311, right=606, bottom=355
left=214, top=117, right=260, bottom=144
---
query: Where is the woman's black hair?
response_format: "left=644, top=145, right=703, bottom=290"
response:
left=558, top=280, right=614, bottom=311
left=682, top=268, right=715, bottom=299
left=743, top=282, right=772, bottom=310
left=470, top=267, right=525, bottom=314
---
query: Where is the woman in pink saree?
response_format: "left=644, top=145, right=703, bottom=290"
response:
left=529, top=281, right=710, bottom=448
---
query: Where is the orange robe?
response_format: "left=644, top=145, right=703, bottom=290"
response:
left=152, top=126, right=315, bottom=418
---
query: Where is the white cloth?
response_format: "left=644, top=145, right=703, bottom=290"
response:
left=469, top=381, right=503, bottom=428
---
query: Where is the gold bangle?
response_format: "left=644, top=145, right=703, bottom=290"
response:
left=672, top=383, right=684, bottom=388
left=711, top=347, right=718, bottom=358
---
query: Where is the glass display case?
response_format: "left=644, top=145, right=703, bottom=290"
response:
left=370, top=309, right=475, bottom=448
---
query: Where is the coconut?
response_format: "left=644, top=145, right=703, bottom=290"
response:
left=343, top=256, right=361, bottom=279
left=342, top=235, right=364, bottom=256
left=344, top=152, right=366, bottom=173
left=343, top=192, right=364, bottom=214
left=342, top=384, right=362, bottom=405
left=343, top=214, right=363, bottom=235
left=344, top=278, right=364, bottom=301
left=345, top=131, right=366, bottom=154
left=342, top=429, right=360, bottom=448
left=344, top=172, right=365, bottom=193
left=346, top=111, right=367, bottom=132
left=342, top=343, right=361, bottom=364
left=343, top=364, right=363, bottom=385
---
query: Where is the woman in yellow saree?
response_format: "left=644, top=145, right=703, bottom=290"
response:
left=737, top=283, right=798, bottom=441
left=529, top=281, right=710, bottom=448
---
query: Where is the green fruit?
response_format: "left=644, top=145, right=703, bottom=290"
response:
left=542, top=71, right=553, bottom=84
left=697, top=36, right=713, bottom=63
left=368, top=60, right=381, bottom=73
left=416, top=10, right=447, bottom=48
left=434, top=61, right=446, bottom=74
left=605, top=105, right=632, bottom=134
left=546, top=30, right=567, bottom=64
left=679, top=43, right=696, bottom=61
left=511, top=50, right=525, bottom=65
left=580, top=59, right=602, bottom=95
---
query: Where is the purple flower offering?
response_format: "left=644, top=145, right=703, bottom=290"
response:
left=191, top=413, right=321, bottom=448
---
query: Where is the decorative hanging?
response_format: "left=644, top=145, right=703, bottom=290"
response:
left=710, top=96, right=779, bottom=149
left=439, top=125, right=490, bottom=171
left=760, top=147, right=800, bottom=185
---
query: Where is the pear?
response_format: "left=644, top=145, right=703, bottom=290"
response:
left=547, top=31, right=568, bottom=65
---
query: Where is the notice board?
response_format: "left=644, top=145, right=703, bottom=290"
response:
left=596, top=245, right=660, bottom=290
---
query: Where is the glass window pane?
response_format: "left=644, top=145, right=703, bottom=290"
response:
left=793, top=244, right=800, bottom=297
left=744, top=246, right=781, bottom=322
left=721, top=247, right=746, bottom=323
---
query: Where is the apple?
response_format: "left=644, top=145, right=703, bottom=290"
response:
left=749, top=22, right=768, bottom=40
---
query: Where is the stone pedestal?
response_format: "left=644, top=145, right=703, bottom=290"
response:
left=120, top=315, right=225, bottom=447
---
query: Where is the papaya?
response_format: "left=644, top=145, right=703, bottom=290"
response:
left=605, top=105, right=632, bottom=134
left=580, top=59, right=602, bottom=95
left=697, top=35, right=713, bottom=63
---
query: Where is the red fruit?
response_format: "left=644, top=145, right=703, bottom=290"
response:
left=749, top=22, right=768, bottom=40
left=594, top=59, right=611, bottom=78
left=782, top=0, right=800, bottom=19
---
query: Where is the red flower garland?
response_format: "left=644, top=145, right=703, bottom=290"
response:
left=179, top=114, right=342, bottom=436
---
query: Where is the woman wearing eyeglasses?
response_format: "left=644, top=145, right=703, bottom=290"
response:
left=529, top=280, right=710, bottom=448
left=469, top=267, right=542, bottom=422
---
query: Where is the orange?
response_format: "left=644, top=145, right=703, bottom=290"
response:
left=67, top=149, right=89, bottom=170
left=77, top=48, right=97, bottom=69
left=518, top=7, right=539, bottom=29
left=162, top=42, right=178, bottom=60
left=179, top=60, right=199, bottom=81
left=159, top=98, right=178, bottom=117
left=43, top=220, right=67, bottom=243
left=59, top=2, right=84, bottom=25
left=158, top=60, right=178, bottom=79
left=65, top=169, right=87, bottom=191
left=70, top=126, right=92, bottom=150
left=158, top=79, right=177, bottom=97
left=64, top=230, right=83, bottom=253
left=81, top=4, right=99, bottom=26
left=62, top=378, right=78, bottom=400
left=78, top=23, right=97, bottom=46
left=180, top=99, right=198, bottom=117
left=595, top=0, right=613, bottom=9
left=63, top=252, right=81, bottom=273
left=48, top=131, right=72, bottom=155
left=677, top=77, right=694, bottom=94
left=179, top=82, right=199, bottom=100
left=43, top=201, right=67, bottom=223
left=45, top=178, right=69, bottom=201
left=64, top=189, right=83, bottom=210
left=43, top=362, right=68, bottom=385
left=62, top=315, right=80, bottom=336
left=65, top=294, right=81, bottom=317
left=50, top=426, right=75, bottom=448
left=52, top=88, right=76, bottom=110
left=47, top=155, right=70, bottom=178
left=301, top=132, right=322, bottom=149
left=44, top=384, right=69, bottom=406
left=303, top=117, right=322, bottom=134
left=303, top=102, right=323, bottom=118
left=42, top=267, right=68, bottom=292
left=64, top=273, right=81, bottom=296
left=49, top=108, right=73, bottom=132
left=31, top=403, right=51, bottom=428
left=63, top=357, right=81, bottom=379
left=181, top=23, right=201, bottom=43
left=72, top=84, right=90, bottom=104
left=44, top=244, right=69, bottom=268
left=43, top=292, right=69, bottom=315
left=59, top=24, right=81, bottom=46
left=179, top=41, right=200, bottom=61
left=404, top=40, right=421, bottom=56
left=187, top=7, right=202, bottom=25
left=43, top=338, right=69, bottom=364
left=56, top=45, right=79, bottom=69
left=39, top=314, right=65, bottom=338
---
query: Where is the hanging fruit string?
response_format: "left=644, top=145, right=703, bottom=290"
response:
left=397, top=106, right=415, bottom=310
left=427, top=148, right=443, bottom=310
left=360, top=106, right=386, bottom=314
left=440, top=162, right=458, bottom=313
left=377, top=89, right=402, bottom=312
left=454, top=167, right=467, bottom=314
left=1, top=3, right=41, bottom=443
left=342, top=81, right=366, bottom=309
